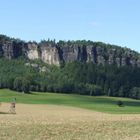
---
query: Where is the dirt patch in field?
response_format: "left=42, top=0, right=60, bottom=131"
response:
left=0, top=103, right=140, bottom=140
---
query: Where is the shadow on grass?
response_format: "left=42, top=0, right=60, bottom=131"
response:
left=0, top=112, right=16, bottom=115
left=123, top=101, right=140, bottom=107
left=0, top=111, right=10, bottom=114
left=86, top=97, right=140, bottom=107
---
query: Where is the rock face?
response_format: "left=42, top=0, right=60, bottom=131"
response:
left=40, top=44, right=60, bottom=66
left=26, top=43, right=40, bottom=60
left=0, top=41, right=23, bottom=59
left=61, top=45, right=79, bottom=62
left=2, top=42, right=14, bottom=59
left=0, top=35, right=140, bottom=67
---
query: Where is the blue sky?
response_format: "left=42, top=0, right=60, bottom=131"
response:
left=0, top=0, right=140, bottom=52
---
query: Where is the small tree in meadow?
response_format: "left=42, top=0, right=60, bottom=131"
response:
left=117, top=100, right=124, bottom=107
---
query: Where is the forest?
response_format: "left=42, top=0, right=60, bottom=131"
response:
left=0, top=58, right=139, bottom=99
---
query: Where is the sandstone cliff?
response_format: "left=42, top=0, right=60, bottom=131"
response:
left=0, top=35, right=140, bottom=67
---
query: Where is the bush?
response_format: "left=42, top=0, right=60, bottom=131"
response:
left=117, top=100, right=124, bottom=107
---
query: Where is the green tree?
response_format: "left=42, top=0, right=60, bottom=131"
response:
left=14, top=77, right=22, bottom=92
left=131, top=87, right=140, bottom=99
left=14, top=77, right=30, bottom=93
left=21, top=78, right=30, bottom=93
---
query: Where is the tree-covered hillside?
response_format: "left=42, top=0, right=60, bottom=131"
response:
left=0, top=58, right=140, bottom=99
left=0, top=34, right=140, bottom=99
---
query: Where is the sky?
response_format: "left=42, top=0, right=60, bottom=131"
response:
left=0, top=0, right=140, bottom=52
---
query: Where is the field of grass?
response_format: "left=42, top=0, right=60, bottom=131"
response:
left=0, top=89, right=140, bottom=114
left=0, top=89, right=140, bottom=140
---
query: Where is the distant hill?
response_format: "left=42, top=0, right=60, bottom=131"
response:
left=0, top=34, right=140, bottom=99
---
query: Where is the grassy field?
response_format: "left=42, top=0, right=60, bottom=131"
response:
left=0, top=89, right=140, bottom=140
left=0, top=89, right=140, bottom=114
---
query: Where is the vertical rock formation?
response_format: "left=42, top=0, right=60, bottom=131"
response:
left=40, top=44, right=60, bottom=66
left=0, top=35, right=140, bottom=67
left=61, top=45, right=79, bottom=63
left=96, top=46, right=105, bottom=65
left=26, top=43, right=40, bottom=60
left=86, top=46, right=96, bottom=63
left=2, top=42, right=14, bottom=59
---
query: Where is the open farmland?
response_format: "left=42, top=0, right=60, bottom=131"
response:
left=0, top=103, right=140, bottom=140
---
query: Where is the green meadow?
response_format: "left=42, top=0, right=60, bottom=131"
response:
left=0, top=89, right=140, bottom=114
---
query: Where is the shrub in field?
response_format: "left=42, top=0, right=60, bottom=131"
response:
left=117, top=100, right=124, bottom=107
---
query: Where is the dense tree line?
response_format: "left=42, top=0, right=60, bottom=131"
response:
left=0, top=58, right=139, bottom=99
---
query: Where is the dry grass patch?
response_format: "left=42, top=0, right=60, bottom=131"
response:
left=0, top=103, right=140, bottom=140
